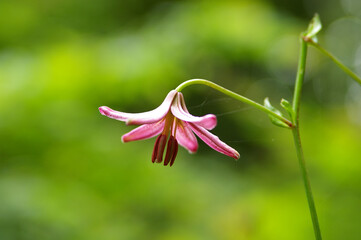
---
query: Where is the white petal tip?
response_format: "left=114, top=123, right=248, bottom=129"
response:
left=204, top=114, right=217, bottom=130
left=99, top=106, right=108, bottom=116
left=125, top=119, right=134, bottom=125
left=232, top=151, right=240, bottom=160
left=181, top=144, right=198, bottom=154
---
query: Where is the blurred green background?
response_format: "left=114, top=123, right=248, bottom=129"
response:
left=1, top=0, right=361, bottom=239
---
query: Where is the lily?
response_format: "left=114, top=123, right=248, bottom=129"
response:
left=99, top=90, right=239, bottom=166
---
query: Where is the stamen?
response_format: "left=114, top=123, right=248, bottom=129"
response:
left=161, top=112, right=174, bottom=136
left=171, top=117, right=178, bottom=136
left=164, top=136, right=177, bottom=166
left=153, top=113, right=178, bottom=165
left=155, top=134, right=167, bottom=163
left=165, top=118, right=179, bottom=166
left=151, top=112, right=176, bottom=164
left=152, top=135, right=162, bottom=163
left=169, top=138, right=178, bottom=167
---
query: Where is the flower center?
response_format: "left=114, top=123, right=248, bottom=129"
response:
left=151, top=112, right=179, bottom=166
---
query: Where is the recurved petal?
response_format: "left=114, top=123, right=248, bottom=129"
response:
left=99, top=90, right=177, bottom=125
left=99, top=106, right=128, bottom=122
left=175, top=122, right=198, bottom=153
left=121, top=120, right=165, bottom=142
left=171, top=92, right=217, bottom=130
left=188, top=123, right=240, bottom=159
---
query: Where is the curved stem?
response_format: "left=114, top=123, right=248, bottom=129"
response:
left=306, top=38, right=361, bottom=85
left=176, top=79, right=293, bottom=128
left=292, top=37, right=322, bottom=240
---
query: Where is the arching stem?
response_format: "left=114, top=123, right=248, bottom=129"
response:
left=176, top=79, right=293, bottom=128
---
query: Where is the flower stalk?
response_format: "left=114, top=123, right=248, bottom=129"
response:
left=176, top=79, right=294, bottom=128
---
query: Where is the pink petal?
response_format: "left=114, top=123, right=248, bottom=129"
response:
left=188, top=123, right=240, bottom=159
left=175, top=122, right=198, bottom=153
left=99, top=90, right=177, bottom=125
left=99, top=106, right=128, bottom=122
left=171, top=92, right=217, bottom=130
left=121, top=120, right=165, bottom=142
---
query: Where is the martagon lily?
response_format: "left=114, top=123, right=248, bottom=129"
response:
left=99, top=90, right=240, bottom=166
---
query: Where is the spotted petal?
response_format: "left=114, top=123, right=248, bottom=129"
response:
left=175, top=121, right=198, bottom=153
left=171, top=92, right=217, bottom=130
left=188, top=123, right=240, bottom=159
left=99, top=90, right=177, bottom=125
left=121, top=120, right=165, bottom=143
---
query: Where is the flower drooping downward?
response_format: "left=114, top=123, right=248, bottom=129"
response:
left=99, top=90, right=239, bottom=166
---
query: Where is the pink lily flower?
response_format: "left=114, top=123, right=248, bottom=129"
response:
left=99, top=90, right=240, bottom=166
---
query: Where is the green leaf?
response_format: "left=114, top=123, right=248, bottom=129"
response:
left=264, top=97, right=290, bottom=128
left=305, top=13, right=322, bottom=42
left=280, top=98, right=294, bottom=119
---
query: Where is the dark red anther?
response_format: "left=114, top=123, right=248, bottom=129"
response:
left=155, top=134, right=167, bottom=163
left=152, top=135, right=162, bottom=163
left=164, top=136, right=176, bottom=166
left=169, top=137, right=178, bottom=167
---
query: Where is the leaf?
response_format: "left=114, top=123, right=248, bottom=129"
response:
left=305, top=13, right=322, bottom=42
left=264, top=97, right=290, bottom=128
left=280, top=98, right=294, bottom=119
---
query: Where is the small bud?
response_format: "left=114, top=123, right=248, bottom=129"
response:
left=280, top=98, right=294, bottom=119
left=264, top=97, right=290, bottom=128
left=304, top=13, right=322, bottom=43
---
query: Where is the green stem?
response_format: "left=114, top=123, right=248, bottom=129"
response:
left=292, top=37, right=322, bottom=240
left=176, top=79, right=293, bottom=128
left=292, top=38, right=308, bottom=122
left=292, top=127, right=322, bottom=240
left=306, top=38, right=361, bottom=85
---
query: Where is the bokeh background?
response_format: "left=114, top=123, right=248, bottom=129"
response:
left=1, top=0, right=361, bottom=239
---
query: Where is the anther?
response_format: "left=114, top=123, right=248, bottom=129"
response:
left=163, top=136, right=178, bottom=166
left=164, top=136, right=175, bottom=166
left=169, top=138, right=178, bottom=167
left=152, top=135, right=162, bottom=163
left=155, top=134, right=167, bottom=163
